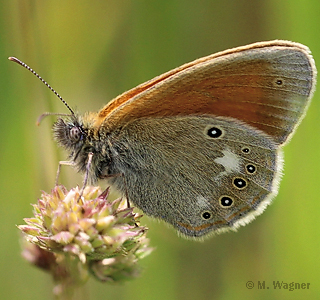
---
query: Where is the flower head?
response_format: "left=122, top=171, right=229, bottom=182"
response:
left=19, top=185, right=153, bottom=284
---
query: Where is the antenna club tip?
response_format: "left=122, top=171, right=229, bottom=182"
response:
left=8, top=57, right=21, bottom=64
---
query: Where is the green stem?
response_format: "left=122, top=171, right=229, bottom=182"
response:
left=52, top=254, right=89, bottom=300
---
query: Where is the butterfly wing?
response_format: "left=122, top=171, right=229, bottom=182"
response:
left=107, top=115, right=281, bottom=238
left=98, top=40, right=316, bottom=145
left=93, top=40, right=315, bottom=238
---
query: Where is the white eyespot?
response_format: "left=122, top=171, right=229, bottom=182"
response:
left=201, top=211, right=212, bottom=220
left=204, top=125, right=224, bottom=139
left=232, top=177, right=248, bottom=190
left=245, top=164, right=257, bottom=174
left=219, top=195, right=234, bottom=208
left=241, top=146, right=251, bottom=154
left=274, top=78, right=284, bottom=86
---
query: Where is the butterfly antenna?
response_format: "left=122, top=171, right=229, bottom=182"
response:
left=8, top=56, right=75, bottom=115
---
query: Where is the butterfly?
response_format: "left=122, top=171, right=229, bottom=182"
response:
left=10, top=40, right=317, bottom=238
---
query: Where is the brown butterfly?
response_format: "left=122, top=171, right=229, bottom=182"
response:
left=10, top=40, right=316, bottom=239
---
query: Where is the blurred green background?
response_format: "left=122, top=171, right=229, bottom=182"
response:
left=1, top=1, right=320, bottom=299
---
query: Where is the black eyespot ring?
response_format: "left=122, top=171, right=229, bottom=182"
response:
left=207, top=127, right=223, bottom=138
left=202, top=211, right=212, bottom=220
left=70, top=126, right=82, bottom=143
left=241, top=147, right=250, bottom=154
left=219, top=196, right=234, bottom=208
left=233, top=177, right=248, bottom=190
left=246, top=164, right=257, bottom=174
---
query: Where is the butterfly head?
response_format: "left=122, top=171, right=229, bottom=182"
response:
left=53, top=114, right=88, bottom=164
left=53, top=114, right=110, bottom=182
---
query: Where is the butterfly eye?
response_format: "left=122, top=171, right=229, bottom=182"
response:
left=69, top=126, right=82, bottom=143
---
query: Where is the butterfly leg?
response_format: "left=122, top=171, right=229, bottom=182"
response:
left=78, top=152, right=94, bottom=197
left=100, top=173, right=139, bottom=226
left=55, top=160, right=75, bottom=186
left=56, top=153, right=94, bottom=200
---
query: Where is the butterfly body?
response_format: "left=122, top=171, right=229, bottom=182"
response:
left=52, top=40, right=316, bottom=238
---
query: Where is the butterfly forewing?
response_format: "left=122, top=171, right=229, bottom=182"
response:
left=99, top=41, right=316, bottom=145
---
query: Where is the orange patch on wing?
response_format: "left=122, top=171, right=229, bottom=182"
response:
left=93, top=40, right=312, bottom=145
left=96, top=41, right=290, bottom=123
